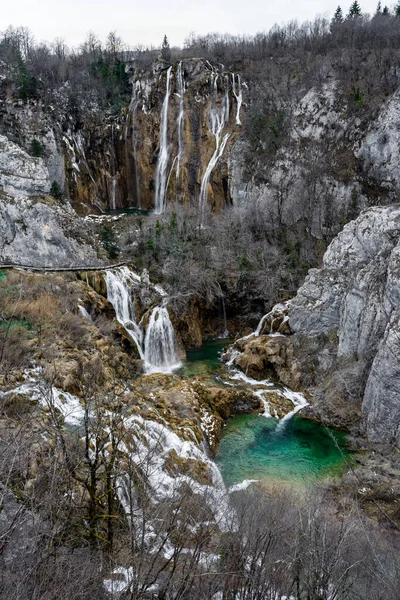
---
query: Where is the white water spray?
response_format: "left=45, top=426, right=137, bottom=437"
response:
left=104, top=267, right=181, bottom=373
left=154, top=66, right=172, bottom=214
left=105, top=267, right=144, bottom=359
left=232, top=73, right=243, bottom=125
left=144, top=305, right=181, bottom=373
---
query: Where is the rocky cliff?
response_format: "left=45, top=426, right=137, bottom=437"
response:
left=290, top=205, right=400, bottom=447
left=229, top=206, right=400, bottom=447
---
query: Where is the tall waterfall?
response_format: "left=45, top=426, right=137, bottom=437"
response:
left=104, top=267, right=181, bottom=373
left=176, top=61, right=185, bottom=183
left=232, top=74, right=243, bottom=126
left=199, top=72, right=231, bottom=215
left=144, top=305, right=180, bottom=373
left=154, top=66, right=173, bottom=214
left=131, top=81, right=141, bottom=208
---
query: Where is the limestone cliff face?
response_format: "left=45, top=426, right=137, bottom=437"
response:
left=0, top=134, right=50, bottom=196
left=57, top=59, right=245, bottom=213
left=228, top=78, right=397, bottom=263
left=0, top=195, right=104, bottom=267
left=289, top=206, right=400, bottom=446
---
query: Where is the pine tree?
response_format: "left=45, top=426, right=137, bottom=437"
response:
left=396, top=2, right=400, bottom=16
left=382, top=5, right=390, bottom=15
left=332, top=5, right=344, bottom=23
left=375, top=1, right=382, bottom=14
left=347, top=0, right=362, bottom=18
left=161, top=35, right=171, bottom=62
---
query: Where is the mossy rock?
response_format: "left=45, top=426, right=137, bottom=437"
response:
left=164, top=449, right=211, bottom=485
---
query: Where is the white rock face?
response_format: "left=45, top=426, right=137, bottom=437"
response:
left=358, top=87, right=400, bottom=195
left=289, top=205, right=400, bottom=446
left=0, top=134, right=50, bottom=197
left=0, top=195, right=103, bottom=267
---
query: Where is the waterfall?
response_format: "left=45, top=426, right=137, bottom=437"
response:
left=154, top=66, right=172, bottom=214
left=176, top=61, right=185, bottom=184
left=124, top=110, right=132, bottom=203
left=144, top=305, right=181, bottom=373
left=224, top=74, right=230, bottom=123
left=104, top=267, right=145, bottom=360
left=232, top=73, right=243, bottom=126
left=218, top=294, right=229, bottom=338
left=111, top=176, right=117, bottom=210
left=131, top=81, right=141, bottom=208
left=199, top=73, right=231, bottom=215
left=104, top=267, right=181, bottom=373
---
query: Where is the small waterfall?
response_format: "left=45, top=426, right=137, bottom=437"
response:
left=218, top=293, right=229, bottom=338
left=144, top=305, right=181, bottom=373
left=111, top=176, right=117, bottom=210
left=232, top=73, right=243, bottom=126
left=199, top=72, right=230, bottom=215
left=154, top=66, right=172, bottom=214
left=104, top=267, right=145, bottom=359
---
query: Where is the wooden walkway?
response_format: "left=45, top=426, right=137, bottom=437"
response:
left=0, top=262, right=129, bottom=273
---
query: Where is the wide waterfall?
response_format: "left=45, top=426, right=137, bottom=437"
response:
left=104, top=267, right=180, bottom=373
left=154, top=66, right=172, bottom=214
left=144, top=305, right=181, bottom=373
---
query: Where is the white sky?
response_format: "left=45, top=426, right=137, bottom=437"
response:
left=1, top=1, right=385, bottom=50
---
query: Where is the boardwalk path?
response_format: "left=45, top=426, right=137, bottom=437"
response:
left=0, top=262, right=128, bottom=273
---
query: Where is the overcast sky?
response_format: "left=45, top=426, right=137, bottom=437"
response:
left=2, top=1, right=385, bottom=49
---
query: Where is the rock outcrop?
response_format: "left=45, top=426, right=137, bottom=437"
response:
left=0, top=195, right=103, bottom=267
left=288, top=206, right=400, bottom=446
left=0, top=134, right=50, bottom=196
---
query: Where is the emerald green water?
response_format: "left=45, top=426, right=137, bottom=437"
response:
left=180, top=338, right=233, bottom=378
left=181, top=338, right=350, bottom=487
left=215, top=413, right=349, bottom=488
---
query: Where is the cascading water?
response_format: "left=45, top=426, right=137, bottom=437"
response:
left=144, top=305, right=181, bottom=373
left=232, top=73, right=243, bottom=126
left=224, top=75, right=230, bottom=123
left=154, top=66, right=172, bottom=214
left=105, top=267, right=144, bottom=359
left=199, top=71, right=231, bottom=215
left=104, top=267, right=181, bottom=373
left=176, top=61, right=185, bottom=183
left=111, top=176, right=117, bottom=210
left=131, top=81, right=141, bottom=208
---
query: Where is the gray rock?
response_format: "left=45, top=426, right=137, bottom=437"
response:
left=289, top=205, right=400, bottom=446
left=0, top=134, right=50, bottom=197
left=0, top=195, right=103, bottom=267
left=362, top=315, right=400, bottom=446
left=357, top=87, right=400, bottom=195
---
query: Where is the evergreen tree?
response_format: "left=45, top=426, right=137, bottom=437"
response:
left=382, top=5, right=390, bottom=15
left=396, top=1, right=400, bottom=16
left=375, top=1, right=382, bottom=14
left=347, top=0, right=362, bottom=18
left=332, top=5, right=344, bottom=23
left=161, top=35, right=171, bottom=62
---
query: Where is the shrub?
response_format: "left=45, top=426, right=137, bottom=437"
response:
left=30, top=139, right=45, bottom=157
left=50, top=180, right=63, bottom=200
